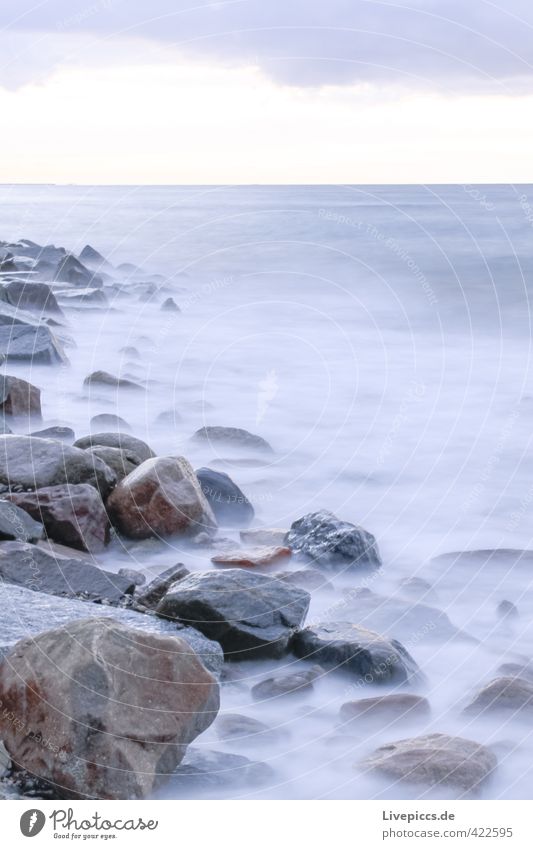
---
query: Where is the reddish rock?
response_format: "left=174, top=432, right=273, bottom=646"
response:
left=107, top=456, right=216, bottom=540
left=8, top=483, right=110, bottom=553
left=0, top=375, right=41, bottom=420
left=211, top=545, right=292, bottom=568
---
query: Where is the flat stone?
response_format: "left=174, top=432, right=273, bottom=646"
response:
left=211, top=546, right=292, bottom=568
left=340, top=694, right=431, bottom=724
left=285, top=510, right=381, bottom=570
left=0, top=499, right=43, bottom=542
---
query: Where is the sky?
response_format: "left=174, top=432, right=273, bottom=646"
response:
left=1, top=0, right=533, bottom=183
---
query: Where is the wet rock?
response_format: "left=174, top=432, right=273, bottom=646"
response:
left=360, top=733, right=497, bottom=793
left=83, top=370, right=143, bottom=391
left=161, top=297, right=180, bottom=312
left=0, top=500, right=43, bottom=542
left=135, top=564, right=190, bottom=610
left=464, top=676, right=533, bottom=716
left=74, top=432, right=155, bottom=462
left=251, top=665, right=324, bottom=700
left=497, top=600, right=518, bottom=619
left=285, top=510, right=381, bottom=570
left=170, top=748, right=273, bottom=795
left=0, top=435, right=116, bottom=496
left=0, top=375, right=41, bottom=420
left=0, top=618, right=219, bottom=799
left=8, top=483, right=111, bottom=553
left=54, top=253, right=102, bottom=288
left=0, top=540, right=133, bottom=602
left=212, top=546, right=292, bottom=568
left=240, top=528, right=287, bottom=546
left=157, top=569, right=310, bottom=660
left=340, top=694, right=430, bottom=724
left=192, top=426, right=273, bottom=454
left=107, top=456, right=216, bottom=540
left=196, top=467, right=255, bottom=526
left=215, top=713, right=285, bottom=744
left=274, top=568, right=334, bottom=592
left=29, top=426, right=75, bottom=442
left=0, top=324, right=67, bottom=364
left=118, top=567, right=145, bottom=587
left=79, top=244, right=110, bottom=270
left=292, top=623, right=420, bottom=683
left=86, top=445, right=141, bottom=483
left=90, top=413, right=131, bottom=432
left=0, top=279, right=62, bottom=314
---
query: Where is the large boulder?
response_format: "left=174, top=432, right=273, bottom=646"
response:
left=292, top=622, right=420, bottom=683
left=157, top=569, right=310, bottom=660
left=0, top=375, right=41, bottom=420
left=0, top=436, right=116, bottom=496
left=360, top=733, right=497, bottom=793
left=8, top=483, right=110, bottom=553
left=0, top=279, right=62, bottom=314
left=0, top=324, right=67, bottom=364
left=464, top=676, right=533, bottom=716
left=107, top=456, right=216, bottom=540
left=285, top=510, right=382, bottom=570
left=0, top=618, right=219, bottom=799
left=196, top=467, right=255, bottom=526
left=192, top=426, right=273, bottom=454
left=0, top=499, right=43, bottom=542
left=0, top=540, right=133, bottom=602
left=74, top=432, right=155, bottom=462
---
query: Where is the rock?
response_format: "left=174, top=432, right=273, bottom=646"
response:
left=497, top=600, right=518, bottom=619
left=161, top=297, right=180, bottom=312
left=429, top=549, right=533, bottom=570
left=0, top=324, right=67, bottom=364
left=251, top=665, right=324, bottom=700
left=0, top=375, right=41, bottom=420
left=0, top=740, right=10, bottom=778
left=8, top=484, right=110, bottom=553
left=0, top=419, right=12, bottom=435
left=292, top=623, right=420, bottom=683
left=211, top=545, right=292, bottom=568
left=135, top=564, right=190, bottom=610
left=274, top=569, right=334, bottom=592
left=54, top=253, right=102, bottom=288
left=170, top=748, right=273, bottom=795
left=215, top=713, right=285, bottom=744
left=360, top=733, right=497, bottom=793
left=240, top=528, right=287, bottom=546
left=0, top=499, right=43, bottom=542
left=118, top=346, right=140, bottom=359
left=340, top=694, right=430, bottom=724
left=157, top=569, right=310, bottom=660
left=74, top=432, right=155, bottom=462
left=0, top=279, right=62, bottom=314
left=86, top=445, right=141, bottom=483
left=285, top=510, right=381, bottom=570
left=155, top=409, right=182, bottom=425
left=90, top=413, right=131, bottom=432
left=79, top=244, right=110, bottom=269
left=0, top=540, right=133, bottom=602
left=192, top=426, right=273, bottom=454
left=464, top=677, right=533, bottom=716
left=107, top=456, right=216, bottom=540
left=0, top=436, right=116, bottom=497
left=58, top=287, right=108, bottom=306
left=29, top=426, right=75, bottom=442
left=83, top=370, right=143, bottom=391
left=0, top=582, right=223, bottom=676
left=496, top=662, right=533, bottom=683
left=0, top=618, right=219, bottom=799
left=397, top=576, right=437, bottom=602
left=118, top=567, right=145, bottom=587
left=196, top=467, right=255, bottom=526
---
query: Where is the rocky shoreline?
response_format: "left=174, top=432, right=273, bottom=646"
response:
left=0, top=236, right=527, bottom=800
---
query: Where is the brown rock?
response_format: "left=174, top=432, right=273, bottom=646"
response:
left=107, top=456, right=216, bottom=540
left=464, top=676, right=533, bottom=716
left=211, top=545, right=291, bottom=568
left=8, top=483, right=110, bottom=553
left=0, top=618, right=219, bottom=799
left=251, top=665, right=324, bottom=700
left=340, top=694, right=430, bottom=724
left=0, top=375, right=41, bottom=420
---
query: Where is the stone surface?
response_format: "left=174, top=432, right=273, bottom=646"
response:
left=251, top=665, right=324, bottom=700
left=285, top=510, right=382, bottom=570
left=8, top=483, right=110, bottom=553
left=196, top=467, right=255, bottom=526
left=74, top=432, right=155, bottom=462
left=0, top=540, right=133, bottom=602
left=157, top=569, right=310, bottom=660
left=464, top=676, right=533, bottom=716
left=54, top=253, right=102, bottom=288
left=215, top=713, right=284, bottom=744
left=86, top=445, right=141, bottom=483
left=360, top=733, right=497, bottom=793
left=161, top=297, right=180, bottom=312
left=0, top=499, right=43, bottom=542
left=0, top=375, right=41, bottom=420
left=0, top=618, right=219, bottom=799
left=30, top=426, right=75, bottom=442
left=135, top=564, right=190, bottom=610
left=84, top=370, right=143, bottom=391
left=211, top=546, right=292, bottom=568
left=274, top=568, right=334, bottom=592
left=0, top=324, right=67, bottom=365
left=240, top=528, right=287, bottom=546
left=292, top=622, right=420, bottom=683
left=169, top=748, right=273, bottom=795
left=90, top=413, right=131, bottom=432
left=192, top=426, right=273, bottom=454
left=340, top=694, right=430, bottom=724
left=0, top=435, right=116, bottom=496
left=107, top=456, right=216, bottom=540
left=0, top=279, right=62, bottom=314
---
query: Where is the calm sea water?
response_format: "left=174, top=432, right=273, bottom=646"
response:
left=2, top=184, right=533, bottom=799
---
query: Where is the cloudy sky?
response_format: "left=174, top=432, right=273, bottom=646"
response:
left=1, top=1, right=532, bottom=183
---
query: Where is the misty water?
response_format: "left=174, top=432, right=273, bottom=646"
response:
left=2, top=183, right=533, bottom=799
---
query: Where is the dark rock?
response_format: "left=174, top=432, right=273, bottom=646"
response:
left=0, top=375, right=41, bottom=420
left=8, top=483, right=110, bottom=553
left=285, top=510, right=381, bottom=570
left=157, top=569, right=310, bottom=660
left=90, top=413, right=131, bottom=432
left=30, top=426, right=75, bottom=442
left=170, top=748, right=273, bottom=795
left=74, top=432, right=155, bottom=462
left=118, top=567, right=145, bottom=587
left=292, top=622, right=420, bottom=683
left=192, top=426, right=273, bottom=454
left=79, top=244, right=110, bottom=270
left=464, top=676, right=533, bottom=716
left=0, top=279, right=62, bottom=314
left=54, top=253, right=102, bottom=288
left=196, top=467, right=255, bottom=526
left=85, top=445, right=141, bottom=483
left=251, top=665, right=324, bottom=700
left=340, top=694, right=430, bottom=724
left=161, top=297, right=180, bottom=312
left=0, top=499, right=43, bottom=542
left=83, top=370, right=143, bottom=391
left=135, top=564, right=190, bottom=610
left=0, top=324, right=67, bottom=364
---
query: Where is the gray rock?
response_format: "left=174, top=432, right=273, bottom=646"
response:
left=58, top=287, right=108, bottom=306
left=90, top=413, right=131, bottom=432
left=497, top=600, right=518, bottom=619
left=0, top=435, right=116, bottom=496
left=0, top=375, right=41, bottom=420
left=135, top=564, right=190, bottom=610
left=496, top=662, right=533, bottom=683
left=464, top=676, right=533, bottom=716
left=215, top=713, right=285, bottom=744
left=0, top=324, right=67, bottom=364
left=0, top=500, right=43, bottom=542
left=84, top=370, right=143, bottom=391
left=292, top=622, right=420, bottom=683
left=29, top=426, right=75, bottom=442
left=196, top=467, right=254, bottom=526
left=118, top=567, right=145, bottom=587
left=86, top=445, right=141, bottom=483
left=161, top=297, right=180, bottom=312
left=54, top=253, right=102, bottom=288
left=340, top=694, right=431, bottom=724
left=285, top=510, right=381, bottom=570
left=74, top=431, right=155, bottom=462
left=79, top=244, right=110, bottom=270
left=157, top=569, right=310, bottom=660
left=170, top=748, right=273, bottom=795
left=0, top=279, right=62, bottom=314
left=360, top=733, right=497, bottom=793
left=251, top=665, right=324, bottom=700
left=192, top=426, right=273, bottom=454
left=274, top=568, right=334, bottom=592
